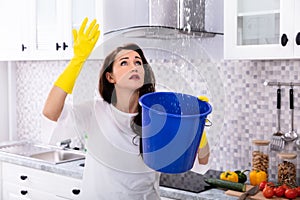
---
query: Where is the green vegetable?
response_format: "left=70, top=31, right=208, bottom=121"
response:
left=234, top=169, right=249, bottom=183
left=204, top=178, right=246, bottom=192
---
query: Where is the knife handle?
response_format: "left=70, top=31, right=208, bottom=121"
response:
left=238, top=193, right=247, bottom=200
left=277, top=88, right=281, bottom=109
left=290, top=88, right=294, bottom=109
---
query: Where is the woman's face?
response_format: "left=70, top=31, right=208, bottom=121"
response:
left=106, top=50, right=145, bottom=91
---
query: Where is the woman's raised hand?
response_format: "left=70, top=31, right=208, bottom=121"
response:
left=72, top=17, right=100, bottom=60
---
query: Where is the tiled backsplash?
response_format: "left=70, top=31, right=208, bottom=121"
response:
left=15, top=58, right=300, bottom=182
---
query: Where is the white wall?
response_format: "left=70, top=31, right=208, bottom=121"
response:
left=0, top=62, right=9, bottom=141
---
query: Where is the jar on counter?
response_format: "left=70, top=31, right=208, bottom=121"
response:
left=251, top=140, right=270, bottom=176
left=277, top=153, right=297, bottom=186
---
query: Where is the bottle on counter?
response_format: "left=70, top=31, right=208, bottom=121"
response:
left=251, top=140, right=270, bottom=177
left=277, top=152, right=297, bottom=186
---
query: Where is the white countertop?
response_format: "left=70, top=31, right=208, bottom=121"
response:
left=0, top=149, right=237, bottom=200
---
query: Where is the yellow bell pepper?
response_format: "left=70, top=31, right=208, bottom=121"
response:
left=220, top=171, right=239, bottom=182
left=249, top=170, right=267, bottom=186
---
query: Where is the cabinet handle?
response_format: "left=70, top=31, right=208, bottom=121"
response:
left=296, top=32, right=300, bottom=45
left=56, top=43, right=61, bottom=51
left=20, top=175, right=28, bottom=180
left=72, top=189, right=81, bottom=195
left=20, top=190, right=28, bottom=195
left=63, top=42, right=68, bottom=50
left=21, top=44, right=27, bottom=51
left=281, top=34, right=288, bottom=46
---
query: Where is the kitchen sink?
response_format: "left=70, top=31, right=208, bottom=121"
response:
left=0, top=141, right=85, bottom=164
left=30, top=150, right=85, bottom=164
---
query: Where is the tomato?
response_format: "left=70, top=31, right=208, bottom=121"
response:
left=267, top=182, right=275, bottom=187
left=295, top=186, right=300, bottom=197
left=259, top=181, right=267, bottom=191
left=282, top=183, right=290, bottom=190
left=285, top=188, right=298, bottom=199
left=273, top=186, right=285, bottom=197
left=263, top=186, right=274, bottom=198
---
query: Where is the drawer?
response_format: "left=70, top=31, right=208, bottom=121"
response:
left=3, top=182, right=58, bottom=200
left=2, top=162, right=82, bottom=199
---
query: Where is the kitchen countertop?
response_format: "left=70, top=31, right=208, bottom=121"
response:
left=0, top=150, right=237, bottom=200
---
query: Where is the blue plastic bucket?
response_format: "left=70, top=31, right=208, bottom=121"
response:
left=139, top=92, right=212, bottom=173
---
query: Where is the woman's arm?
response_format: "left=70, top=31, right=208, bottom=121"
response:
left=43, top=86, right=68, bottom=121
left=197, top=131, right=210, bottom=165
left=42, top=18, right=100, bottom=121
left=197, top=142, right=210, bottom=165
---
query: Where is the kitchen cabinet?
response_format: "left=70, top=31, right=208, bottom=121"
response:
left=0, top=0, right=29, bottom=60
left=1, top=162, right=82, bottom=200
left=224, top=0, right=300, bottom=60
left=0, top=0, right=103, bottom=61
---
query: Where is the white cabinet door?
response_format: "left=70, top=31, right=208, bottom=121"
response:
left=224, top=0, right=297, bottom=60
left=0, top=0, right=103, bottom=61
left=2, top=162, right=82, bottom=200
left=34, top=0, right=70, bottom=57
left=293, top=0, right=300, bottom=57
left=26, top=0, right=73, bottom=60
left=0, top=0, right=29, bottom=60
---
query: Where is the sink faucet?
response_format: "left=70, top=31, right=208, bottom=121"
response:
left=59, top=139, right=71, bottom=150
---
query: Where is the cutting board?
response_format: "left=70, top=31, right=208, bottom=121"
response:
left=225, top=185, right=300, bottom=200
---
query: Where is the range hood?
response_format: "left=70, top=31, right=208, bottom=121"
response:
left=102, top=0, right=223, bottom=39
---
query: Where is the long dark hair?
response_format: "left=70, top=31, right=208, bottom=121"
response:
left=99, top=43, right=156, bottom=141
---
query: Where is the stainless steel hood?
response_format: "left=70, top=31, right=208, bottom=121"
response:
left=102, top=0, right=223, bottom=39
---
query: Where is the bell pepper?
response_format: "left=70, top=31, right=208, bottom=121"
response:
left=234, top=170, right=249, bottom=183
left=220, top=171, right=239, bottom=183
left=249, top=170, right=267, bottom=186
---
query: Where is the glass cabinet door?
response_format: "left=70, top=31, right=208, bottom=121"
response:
left=224, top=0, right=295, bottom=59
left=237, top=0, right=280, bottom=46
left=293, top=0, right=300, bottom=57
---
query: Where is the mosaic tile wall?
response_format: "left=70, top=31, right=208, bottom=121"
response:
left=14, top=58, right=300, bottom=183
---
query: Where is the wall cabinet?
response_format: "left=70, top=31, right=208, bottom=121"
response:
left=1, top=162, right=82, bottom=200
left=224, top=0, right=300, bottom=60
left=0, top=0, right=103, bottom=61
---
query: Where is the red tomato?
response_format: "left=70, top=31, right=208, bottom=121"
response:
left=285, top=188, right=298, bottom=199
left=267, top=182, right=275, bottom=187
left=263, top=186, right=274, bottom=198
left=273, top=186, right=285, bottom=197
left=295, top=186, right=300, bottom=197
left=282, top=183, right=290, bottom=190
left=259, top=181, right=267, bottom=191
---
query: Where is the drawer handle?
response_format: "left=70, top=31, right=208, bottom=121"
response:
left=281, top=34, right=288, bottom=46
left=20, top=190, right=28, bottom=195
left=56, top=43, right=61, bottom=51
left=21, top=44, right=27, bottom=51
left=72, top=189, right=81, bottom=195
left=296, top=32, right=300, bottom=45
left=63, top=42, right=68, bottom=50
left=20, top=175, right=28, bottom=180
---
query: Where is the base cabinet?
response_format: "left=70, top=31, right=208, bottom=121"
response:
left=1, top=162, right=82, bottom=200
left=3, top=182, right=65, bottom=200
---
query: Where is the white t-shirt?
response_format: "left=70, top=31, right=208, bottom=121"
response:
left=43, top=98, right=161, bottom=200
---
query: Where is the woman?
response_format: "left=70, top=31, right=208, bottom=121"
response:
left=43, top=18, right=209, bottom=199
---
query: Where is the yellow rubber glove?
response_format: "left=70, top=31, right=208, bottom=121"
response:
left=198, top=95, right=209, bottom=159
left=54, top=17, right=100, bottom=94
left=198, top=95, right=209, bottom=102
left=199, top=130, right=208, bottom=148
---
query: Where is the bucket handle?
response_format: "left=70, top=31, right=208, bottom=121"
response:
left=198, top=96, right=212, bottom=127
left=205, top=118, right=212, bottom=127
